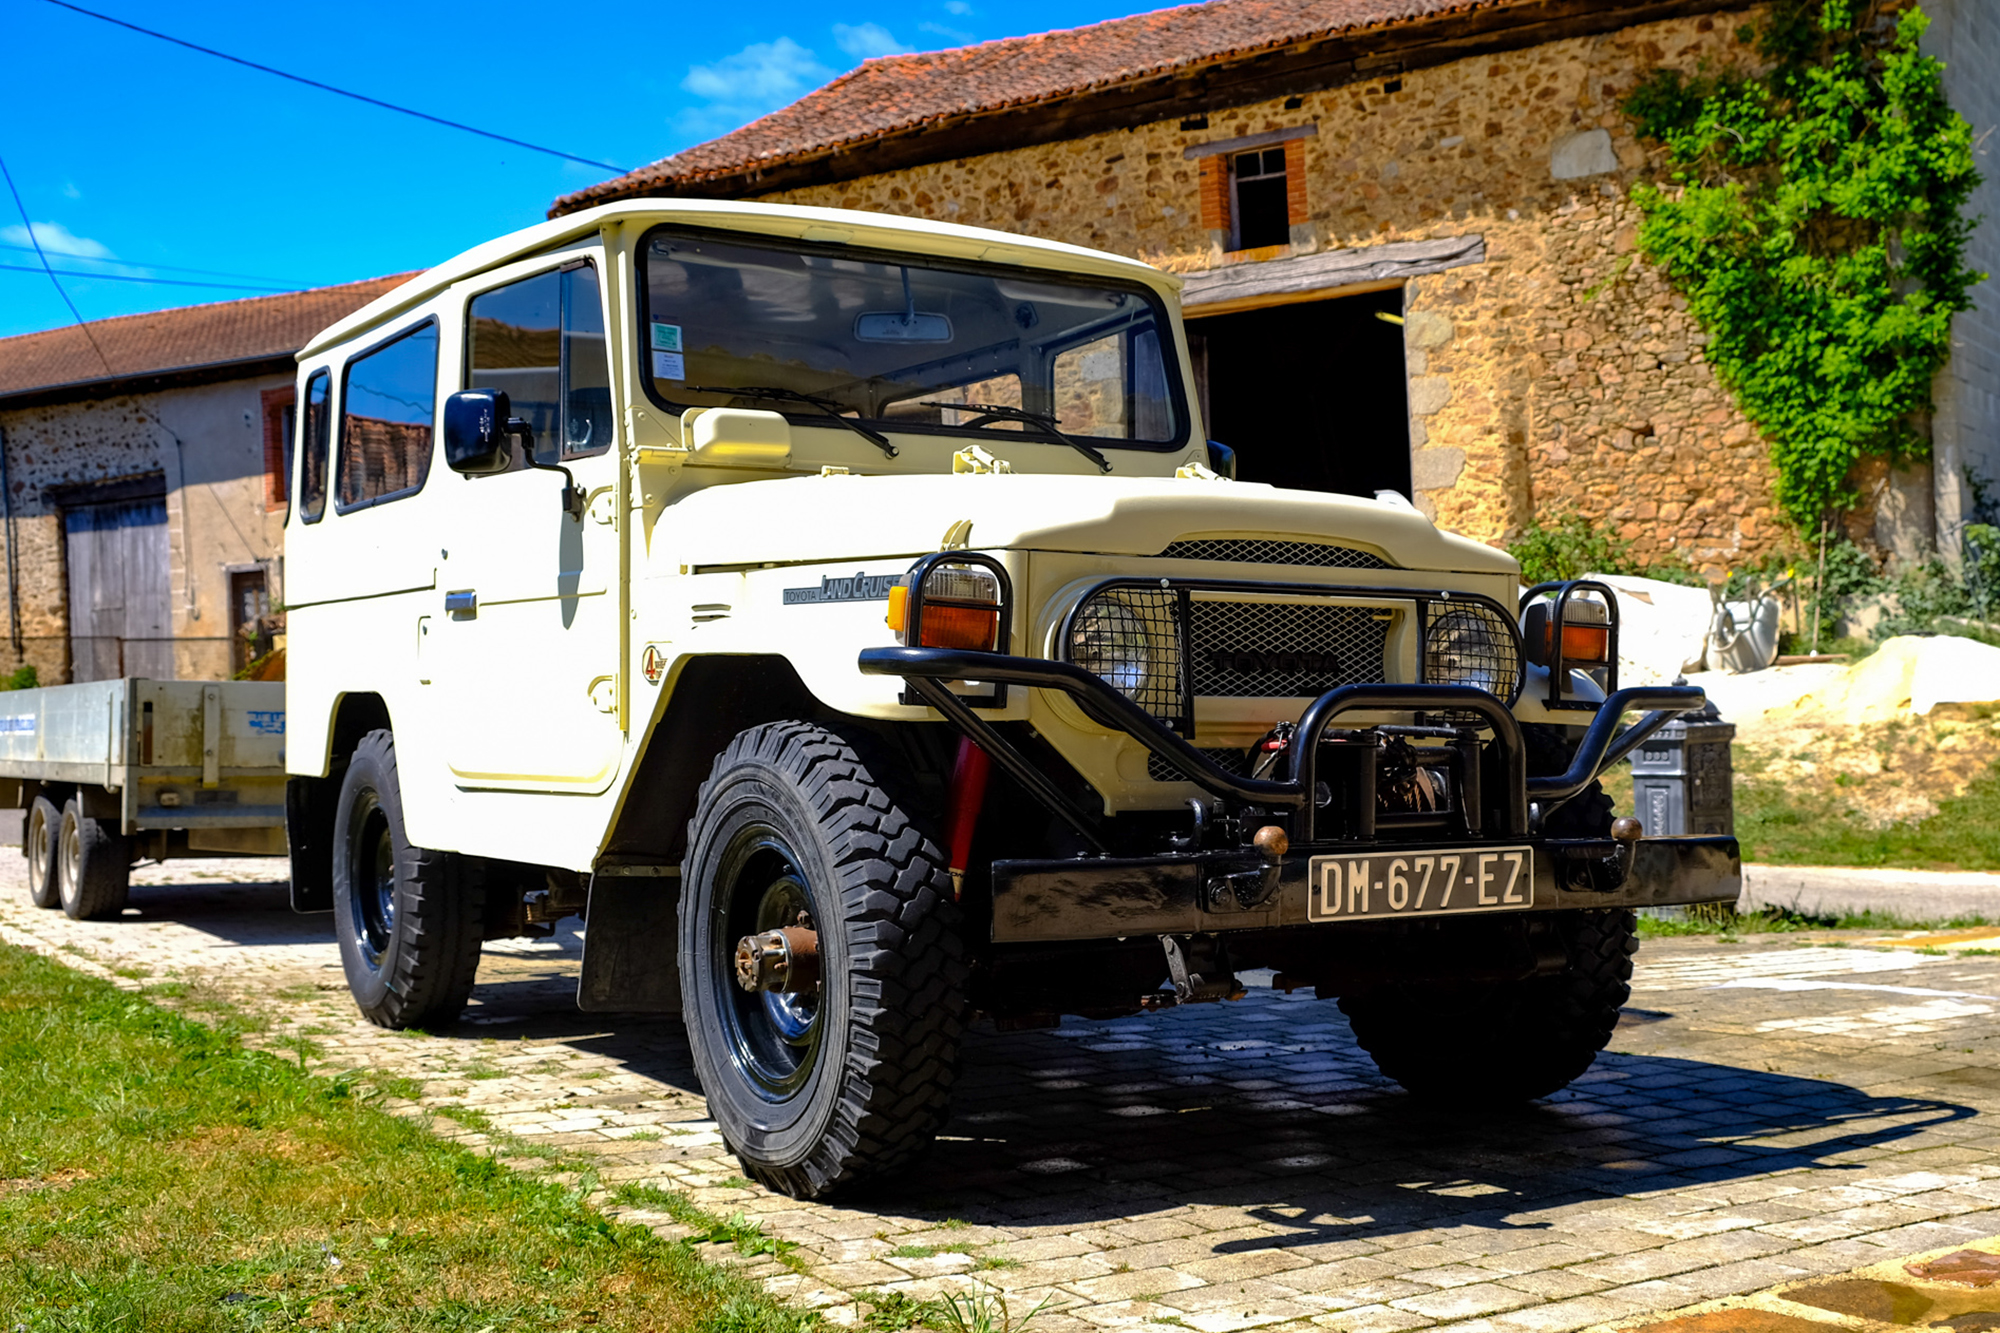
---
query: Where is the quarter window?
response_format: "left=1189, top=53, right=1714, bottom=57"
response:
left=338, top=321, right=438, bottom=510
left=465, top=261, right=612, bottom=468
left=298, top=369, right=331, bottom=523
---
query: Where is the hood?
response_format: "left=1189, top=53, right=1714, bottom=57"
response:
left=659, top=472, right=1516, bottom=576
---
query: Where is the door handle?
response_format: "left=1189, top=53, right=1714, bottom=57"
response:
left=445, top=590, right=477, bottom=616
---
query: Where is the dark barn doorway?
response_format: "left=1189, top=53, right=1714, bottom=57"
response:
left=1187, top=287, right=1412, bottom=499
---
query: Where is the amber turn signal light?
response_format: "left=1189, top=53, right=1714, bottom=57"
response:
left=1558, top=622, right=1610, bottom=664
left=918, top=604, right=1000, bottom=651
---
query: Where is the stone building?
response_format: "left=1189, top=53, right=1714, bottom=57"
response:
left=0, top=275, right=403, bottom=683
left=555, top=0, right=1999, bottom=573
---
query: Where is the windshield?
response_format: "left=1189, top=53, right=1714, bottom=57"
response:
left=639, top=227, right=1186, bottom=448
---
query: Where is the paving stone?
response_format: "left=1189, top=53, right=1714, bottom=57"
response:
left=21, top=865, right=2000, bottom=1332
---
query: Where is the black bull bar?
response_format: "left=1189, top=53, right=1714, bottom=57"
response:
left=858, top=647, right=1741, bottom=942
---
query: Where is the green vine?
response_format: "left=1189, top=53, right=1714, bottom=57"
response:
left=1622, top=0, right=1982, bottom=531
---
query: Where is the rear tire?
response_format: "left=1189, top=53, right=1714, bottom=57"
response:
left=1340, top=909, right=1638, bottom=1102
left=680, top=721, right=967, bottom=1199
left=56, top=797, right=129, bottom=921
left=26, top=796, right=61, bottom=909
left=331, top=730, right=485, bottom=1029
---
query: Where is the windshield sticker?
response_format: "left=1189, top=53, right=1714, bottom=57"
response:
left=652, top=350, right=686, bottom=380
left=783, top=571, right=900, bottom=605
left=651, top=322, right=682, bottom=352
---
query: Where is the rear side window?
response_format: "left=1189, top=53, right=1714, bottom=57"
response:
left=465, top=262, right=611, bottom=467
left=298, top=368, right=332, bottom=523
left=338, top=321, right=439, bottom=510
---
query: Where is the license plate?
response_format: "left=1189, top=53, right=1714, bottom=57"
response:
left=1307, top=848, right=1535, bottom=922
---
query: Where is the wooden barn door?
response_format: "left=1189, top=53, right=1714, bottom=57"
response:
left=64, top=495, right=172, bottom=681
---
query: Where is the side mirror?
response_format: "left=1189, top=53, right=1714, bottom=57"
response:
left=444, top=388, right=514, bottom=476
left=1206, top=440, right=1237, bottom=480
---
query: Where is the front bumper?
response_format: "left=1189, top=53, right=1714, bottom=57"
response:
left=988, top=835, right=1740, bottom=943
left=856, top=646, right=1740, bottom=940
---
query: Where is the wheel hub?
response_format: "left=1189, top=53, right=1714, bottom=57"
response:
left=734, top=925, right=820, bottom=994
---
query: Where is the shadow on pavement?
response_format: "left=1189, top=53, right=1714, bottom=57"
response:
left=64, top=871, right=1979, bottom=1247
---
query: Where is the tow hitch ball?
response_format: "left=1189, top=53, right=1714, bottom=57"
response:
left=734, top=927, right=821, bottom=994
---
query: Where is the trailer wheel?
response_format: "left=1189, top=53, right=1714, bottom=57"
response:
left=26, top=795, right=61, bottom=909
left=56, top=797, right=129, bottom=921
left=681, top=722, right=967, bottom=1199
left=1340, top=908, right=1638, bottom=1103
left=331, top=730, right=485, bottom=1029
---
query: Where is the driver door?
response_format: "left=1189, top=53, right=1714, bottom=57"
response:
left=427, top=257, right=623, bottom=790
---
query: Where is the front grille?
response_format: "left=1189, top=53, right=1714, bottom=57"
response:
left=1148, top=747, right=1252, bottom=783
left=1059, top=579, right=1523, bottom=756
left=1189, top=598, right=1389, bottom=698
left=1157, top=539, right=1391, bottom=569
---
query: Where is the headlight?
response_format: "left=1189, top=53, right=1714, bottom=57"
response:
left=1070, top=596, right=1154, bottom=697
left=1425, top=604, right=1522, bottom=702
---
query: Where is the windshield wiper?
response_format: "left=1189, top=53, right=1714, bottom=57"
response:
left=686, top=384, right=898, bottom=458
left=917, top=401, right=1112, bottom=473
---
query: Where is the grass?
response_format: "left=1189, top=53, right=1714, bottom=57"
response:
left=1731, top=760, right=2000, bottom=871
left=1636, top=903, right=1994, bottom=938
left=0, top=943, right=816, bottom=1332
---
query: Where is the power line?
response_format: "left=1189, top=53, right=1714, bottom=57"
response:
left=43, top=0, right=630, bottom=175
left=0, top=262, right=296, bottom=292
left=0, top=150, right=113, bottom=375
left=0, top=240, right=304, bottom=286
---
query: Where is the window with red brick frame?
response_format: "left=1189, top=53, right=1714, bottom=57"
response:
left=261, top=385, right=295, bottom=514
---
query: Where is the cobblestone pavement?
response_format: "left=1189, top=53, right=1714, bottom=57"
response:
left=8, top=857, right=2000, bottom=1333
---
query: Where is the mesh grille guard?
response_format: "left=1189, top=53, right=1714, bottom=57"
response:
left=1055, top=576, right=1523, bottom=736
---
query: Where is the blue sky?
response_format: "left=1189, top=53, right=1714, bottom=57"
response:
left=1, top=0, right=1153, bottom=341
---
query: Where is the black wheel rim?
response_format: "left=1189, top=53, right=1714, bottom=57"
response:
left=346, top=790, right=396, bottom=973
left=712, top=826, right=824, bottom=1102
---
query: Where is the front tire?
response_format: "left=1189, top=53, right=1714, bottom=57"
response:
left=331, top=730, right=485, bottom=1029
left=1340, top=909, right=1639, bottom=1102
left=681, top=722, right=967, bottom=1199
left=56, top=797, right=128, bottom=921
left=26, top=795, right=61, bottom=909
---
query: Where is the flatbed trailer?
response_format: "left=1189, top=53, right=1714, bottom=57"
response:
left=0, top=679, right=287, bottom=918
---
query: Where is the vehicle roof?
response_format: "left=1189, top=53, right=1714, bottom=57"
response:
left=297, top=199, right=1186, bottom=361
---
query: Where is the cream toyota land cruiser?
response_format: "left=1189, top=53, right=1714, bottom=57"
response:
left=283, top=200, right=1740, bottom=1199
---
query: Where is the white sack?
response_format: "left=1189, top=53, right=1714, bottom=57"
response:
left=1583, top=573, right=1716, bottom=685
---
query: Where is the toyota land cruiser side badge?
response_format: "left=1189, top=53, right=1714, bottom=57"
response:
left=642, top=645, right=667, bottom=684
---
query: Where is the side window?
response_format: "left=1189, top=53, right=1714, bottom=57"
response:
left=466, top=261, right=611, bottom=468
left=1051, top=322, right=1176, bottom=441
left=338, top=321, right=438, bottom=510
left=298, top=369, right=331, bottom=523
left=561, top=264, right=611, bottom=458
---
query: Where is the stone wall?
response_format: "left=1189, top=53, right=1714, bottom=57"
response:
left=0, top=374, right=286, bottom=683
left=1925, top=0, right=2000, bottom=556
left=754, top=7, right=1812, bottom=574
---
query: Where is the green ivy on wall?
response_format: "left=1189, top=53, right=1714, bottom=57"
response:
left=1622, top=0, right=1981, bottom=531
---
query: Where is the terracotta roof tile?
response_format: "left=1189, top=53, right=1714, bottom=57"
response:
left=0, top=273, right=414, bottom=403
left=555, top=0, right=1527, bottom=211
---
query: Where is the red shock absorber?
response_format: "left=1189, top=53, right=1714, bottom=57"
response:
left=942, top=736, right=992, bottom=901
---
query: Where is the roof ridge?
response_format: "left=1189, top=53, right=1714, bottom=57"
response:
left=0, top=270, right=416, bottom=352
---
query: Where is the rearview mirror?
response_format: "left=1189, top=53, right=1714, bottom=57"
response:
left=443, top=388, right=514, bottom=475
left=1206, top=440, right=1238, bottom=480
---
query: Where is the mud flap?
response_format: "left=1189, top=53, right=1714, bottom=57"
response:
left=578, top=873, right=682, bottom=1013
left=286, top=776, right=335, bottom=913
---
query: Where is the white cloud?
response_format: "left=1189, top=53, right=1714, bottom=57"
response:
left=682, top=37, right=834, bottom=103
left=918, top=20, right=975, bottom=43
left=1, top=221, right=113, bottom=259
left=833, top=21, right=911, bottom=59
left=943, top=2, right=973, bottom=15
left=61, top=182, right=82, bottom=200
